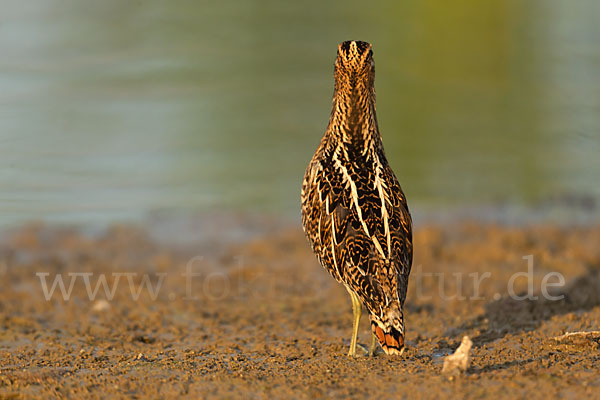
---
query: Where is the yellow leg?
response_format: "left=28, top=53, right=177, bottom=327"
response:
left=346, top=288, right=362, bottom=357
left=369, top=332, right=378, bottom=357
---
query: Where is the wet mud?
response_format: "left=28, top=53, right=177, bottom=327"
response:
left=1, top=221, right=599, bottom=398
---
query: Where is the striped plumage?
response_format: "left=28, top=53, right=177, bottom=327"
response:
left=301, top=40, right=413, bottom=356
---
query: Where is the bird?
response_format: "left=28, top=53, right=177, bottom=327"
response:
left=301, top=40, right=413, bottom=357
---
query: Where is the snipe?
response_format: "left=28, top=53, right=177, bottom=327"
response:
left=301, top=40, right=413, bottom=356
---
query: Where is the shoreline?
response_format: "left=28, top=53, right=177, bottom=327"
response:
left=1, top=193, right=598, bottom=237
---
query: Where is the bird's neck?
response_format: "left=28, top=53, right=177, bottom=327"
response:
left=327, top=86, right=382, bottom=157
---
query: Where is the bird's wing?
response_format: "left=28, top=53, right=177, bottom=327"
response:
left=302, top=157, right=412, bottom=312
left=381, top=164, right=413, bottom=303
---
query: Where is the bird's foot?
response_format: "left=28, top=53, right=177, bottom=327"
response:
left=347, top=342, right=378, bottom=358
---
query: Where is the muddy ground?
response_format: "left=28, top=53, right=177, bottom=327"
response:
left=1, top=219, right=599, bottom=399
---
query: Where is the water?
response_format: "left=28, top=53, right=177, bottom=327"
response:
left=1, top=0, right=599, bottom=227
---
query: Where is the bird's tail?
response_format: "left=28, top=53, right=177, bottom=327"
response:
left=370, top=307, right=405, bottom=355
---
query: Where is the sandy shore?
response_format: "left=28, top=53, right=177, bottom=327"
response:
left=1, top=220, right=599, bottom=398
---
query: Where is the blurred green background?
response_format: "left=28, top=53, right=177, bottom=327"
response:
left=1, top=0, right=599, bottom=227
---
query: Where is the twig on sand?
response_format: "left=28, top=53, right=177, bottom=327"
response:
left=442, top=336, right=473, bottom=376
left=553, top=331, right=600, bottom=343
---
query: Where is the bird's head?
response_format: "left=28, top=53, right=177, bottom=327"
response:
left=334, top=40, right=375, bottom=95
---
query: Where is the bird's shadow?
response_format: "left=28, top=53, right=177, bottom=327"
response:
left=445, top=267, right=600, bottom=346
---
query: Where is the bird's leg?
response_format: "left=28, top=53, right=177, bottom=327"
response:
left=369, top=332, right=378, bottom=357
left=346, top=288, right=362, bottom=357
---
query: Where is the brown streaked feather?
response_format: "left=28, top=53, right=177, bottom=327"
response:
left=301, top=40, right=412, bottom=355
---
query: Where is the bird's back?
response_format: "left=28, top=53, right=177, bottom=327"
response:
left=301, top=137, right=412, bottom=354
